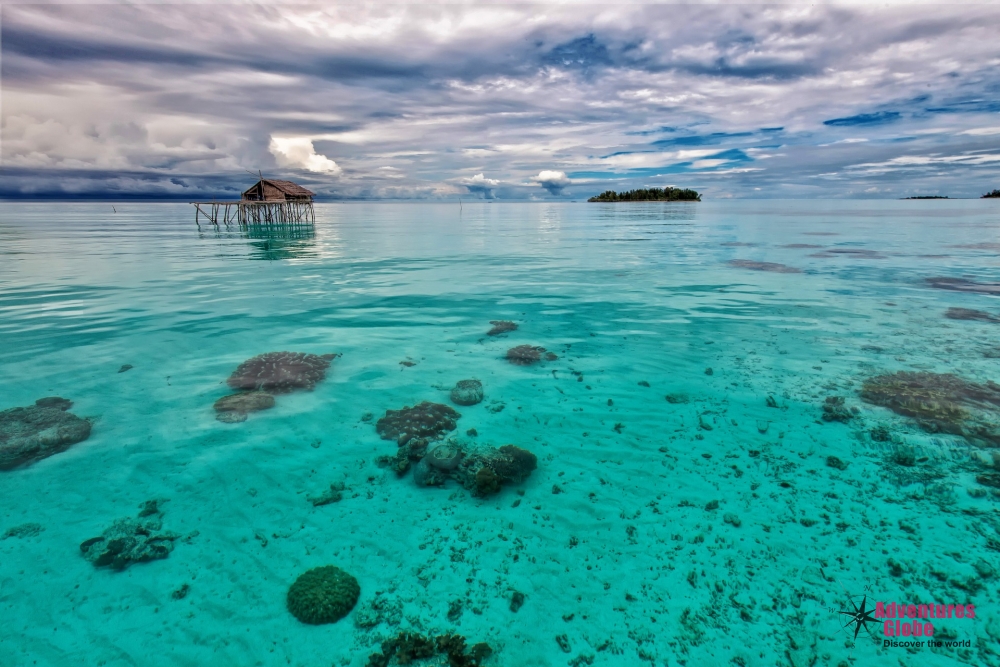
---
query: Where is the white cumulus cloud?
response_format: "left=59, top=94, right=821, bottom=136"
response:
left=460, top=173, right=500, bottom=198
left=269, top=137, right=342, bottom=175
left=534, top=170, right=572, bottom=194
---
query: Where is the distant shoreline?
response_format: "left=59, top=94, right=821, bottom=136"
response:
left=588, top=187, right=701, bottom=202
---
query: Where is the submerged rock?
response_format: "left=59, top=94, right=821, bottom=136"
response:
left=506, top=345, right=556, bottom=366
left=287, top=565, right=360, bottom=625
left=926, top=276, right=1000, bottom=295
left=375, top=401, right=460, bottom=446
left=80, top=500, right=179, bottom=570
left=727, top=259, right=802, bottom=274
left=450, top=379, right=484, bottom=406
left=860, top=371, right=1000, bottom=446
left=213, top=391, right=275, bottom=423
left=487, top=320, right=518, bottom=336
left=226, top=351, right=336, bottom=393
left=0, top=401, right=91, bottom=471
left=945, top=307, right=1000, bottom=322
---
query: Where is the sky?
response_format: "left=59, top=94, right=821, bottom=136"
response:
left=2, top=2, right=1000, bottom=200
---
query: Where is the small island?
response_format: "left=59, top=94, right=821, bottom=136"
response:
left=983, top=189, right=1000, bottom=199
left=903, top=195, right=948, bottom=199
left=588, top=187, right=701, bottom=202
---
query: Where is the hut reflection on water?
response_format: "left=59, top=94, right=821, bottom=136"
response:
left=196, top=220, right=316, bottom=260
left=245, top=222, right=316, bottom=260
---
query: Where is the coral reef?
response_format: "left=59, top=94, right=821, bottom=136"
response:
left=226, top=352, right=336, bottom=392
left=377, top=446, right=419, bottom=476
left=80, top=500, right=179, bottom=570
left=354, top=592, right=403, bottom=629
left=487, top=320, right=517, bottom=336
left=860, top=371, right=1000, bottom=445
left=454, top=444, right=538, bottom=497
left=826, top=456, right=849, bottom=471
left=473, top=467, right=501, bottom=496
left=375, top=401, right=460, bottom=446
left=491, top=445, right=538, bottom=484
left=869, top=425, right=892, bottom=442
left=213, top=391, right=275, bottom=423
left=727, top=259, right=802, bottom=273
left=506, top=345, right=557, bottom=366
left=945, top=307, right=1000, bottom=322
left=412, top=458, right=448, bottom=487
left=821, top=396, right=855, bottom=422
left=0, top=400, right=92, bottom=471
left=450, top=379, right=484, bottom=406
left=2, top=523, right=44, bottom=540
left=366, top=632, right=492, bottom=667
left=381, top=437, right=537, bottom=497
left=287, top=565, right=360, bottom=625
left=307, top=482, right=345, bottom=506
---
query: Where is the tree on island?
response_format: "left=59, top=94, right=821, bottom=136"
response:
left=588, top=187, right=701, bottom=202
left=983, top=189, right=1000, bottom=199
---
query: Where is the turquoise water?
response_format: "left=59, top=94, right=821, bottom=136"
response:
left=1, top=200, right=999, bottom=666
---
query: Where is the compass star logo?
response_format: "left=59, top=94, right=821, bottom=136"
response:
left=839, top=594, right=879, bottom=641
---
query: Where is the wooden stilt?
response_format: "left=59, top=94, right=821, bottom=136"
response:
left=192, top=201, right=315, bottom=228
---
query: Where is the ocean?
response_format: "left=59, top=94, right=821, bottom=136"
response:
left=1, top=199, right=998, bottom=666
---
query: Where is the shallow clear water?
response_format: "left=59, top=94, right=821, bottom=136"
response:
left=2, top=200, right=999, bottom=666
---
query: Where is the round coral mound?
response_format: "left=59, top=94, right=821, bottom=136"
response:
left=0, top=403, right=91, bottom=471
left=427, top=443, right=463, bottom=471
left=227, top=352, right=336, bottom=393
left=375, top=401, right=460, bottom=445
left=493, top=445, right=538, bottom=483
left=450, top=379, right=484, bottom=406
left=487, top=320, right=518, bottom=336
left=506, top=345, right=541, bottom=365
left=287, top=565, right=360, bottom=625
left=213, top=392, right=275, bottom=423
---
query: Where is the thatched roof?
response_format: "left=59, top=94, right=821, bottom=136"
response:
left=257, top=179, right=315, bottom=197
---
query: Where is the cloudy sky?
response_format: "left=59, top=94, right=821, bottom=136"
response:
left=2, top=2, right=1000, bottom=200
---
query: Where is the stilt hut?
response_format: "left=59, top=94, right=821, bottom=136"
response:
left=193, top=177, right=316, bottom=225
left=241, top=178, right=315, bottom=203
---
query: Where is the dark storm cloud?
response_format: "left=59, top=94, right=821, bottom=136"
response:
left=3, top=4, right=1000, bottom=200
